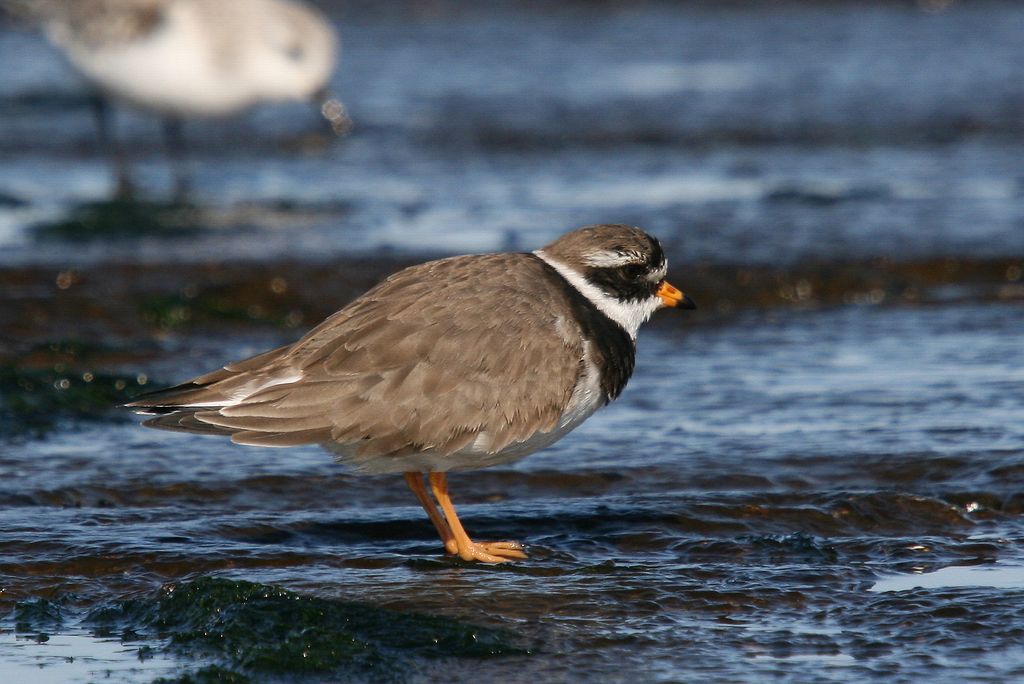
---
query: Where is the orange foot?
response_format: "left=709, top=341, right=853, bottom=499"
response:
left=457, top=540, right=528, bottom=564
left=426, top=472, right=530, bottom=564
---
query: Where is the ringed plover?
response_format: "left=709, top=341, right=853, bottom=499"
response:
left=128, top=224, right=696, bottom=563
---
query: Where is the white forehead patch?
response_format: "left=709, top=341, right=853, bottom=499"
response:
left=583, top=250, right=641, bottom=268
left=584, top=249, right=668, bottom=283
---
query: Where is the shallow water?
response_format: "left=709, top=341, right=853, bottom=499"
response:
left=872, top=563, right=1024, bottom=593
left=3, top=303, right=1023, bottom=681
left=1, top=0, right=1024, bottom=681
left=2, top=2, right=1024, bottom=263
left=0, top=631, right=180, bottom=684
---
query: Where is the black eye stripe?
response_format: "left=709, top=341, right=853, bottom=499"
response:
left=585, top=260, right=660, bottom=302
left=620, top=263, right=649, bottom=281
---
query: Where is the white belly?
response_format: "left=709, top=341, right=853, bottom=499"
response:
left=51, top=4, right=257, bottom=116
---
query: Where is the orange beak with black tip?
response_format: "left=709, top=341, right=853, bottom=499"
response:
left=656, top=280, right=696, bottom=310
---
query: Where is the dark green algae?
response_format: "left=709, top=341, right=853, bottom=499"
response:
left=0, top=363, right=153, bottom=437
left=27, top=196, right=351, bottom=243
left=13, top=576, right=526, bottom=682
left=14, top=594, right=66, bottom=635
left=138, top=289, right=299, bottom=332
left=0, top=337, right=161, bottom=437
left=30, top=198, right=204, bottom=242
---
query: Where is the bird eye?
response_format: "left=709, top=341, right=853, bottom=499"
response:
left=285, top=43, right=306, bottom=62
left=622, top=263, right=646, bottom=280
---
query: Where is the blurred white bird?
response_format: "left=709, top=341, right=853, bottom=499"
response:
left=4, top=0, right=349, bottom=199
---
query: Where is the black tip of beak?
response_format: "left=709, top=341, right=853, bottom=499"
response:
left=312, top=89, right=352, bottom=136
left=681, top=294, right=697, bottom=310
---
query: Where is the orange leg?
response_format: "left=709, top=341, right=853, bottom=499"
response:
left=428, top=472, right=527, bottom=563
left=404, top=472, right=458, bottom=555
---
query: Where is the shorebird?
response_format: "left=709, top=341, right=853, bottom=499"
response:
left=6, top=0, right=347, bottom=199
left=128, top=225, right=696, bottom=563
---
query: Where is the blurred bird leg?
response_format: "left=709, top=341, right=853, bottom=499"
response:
left=161, top=116, right=190, bottom=203
left=428, top=472, right=528, bottom=563
left=404, top=471, right=458, bottom=555
left=90, top=93, right=134, bottom=199
left=314, top=89, right=352, bottom=136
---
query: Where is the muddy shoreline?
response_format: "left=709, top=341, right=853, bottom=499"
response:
left=3, top=253, right=1021, bottom=359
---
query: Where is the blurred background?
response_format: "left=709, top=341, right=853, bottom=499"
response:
left=1, top=0, right=1023, bottom=682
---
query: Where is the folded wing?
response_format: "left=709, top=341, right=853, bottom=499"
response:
left=128, top=254, right=585, bottom=459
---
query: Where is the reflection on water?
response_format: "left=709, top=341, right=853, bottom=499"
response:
left=0, top=631, right=177, bottom=684
left=872, top=563, right=1024, bottom=593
